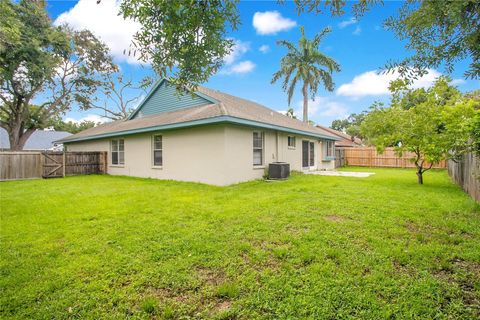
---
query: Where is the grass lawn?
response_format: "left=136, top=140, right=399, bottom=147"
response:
left=1, top=168, right=479, bottom=319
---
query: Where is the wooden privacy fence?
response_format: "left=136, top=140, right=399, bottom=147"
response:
left=0, top=151, right=107, bottom=181
left=0, top=152, right=43, bottom=180
left=448, top=153, right=479, bottom=202
left=338, top=147, right=446, bottom=169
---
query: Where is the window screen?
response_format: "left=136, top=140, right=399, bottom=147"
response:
left=111, top=139, right=124, bottom=165
left=152, top=135, right=162, bottom=166
left=253, top=131, right=264, bottom=166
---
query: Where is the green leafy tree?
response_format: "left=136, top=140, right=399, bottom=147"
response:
left=0, top=0, right=116, bottom=150
left=384, top=0, right=480, bottom=79
left=49, top=119, right=97, bottom=134
left=330, top=118, right=349, bottom=131
left=271, top=26, right=340, bottom=123
left=361, top=77, right=478, bottom=184
left=119, top=0, right=240, bottom=89
left=331, top=112, right=368, bottom=139
left=118, top=0, right=478, bottom=88
left=285, top=107, right=297, bottom=119
left=285, top=0, right=380, bottom=17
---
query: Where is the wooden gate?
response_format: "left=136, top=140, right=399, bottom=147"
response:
left=42, top=152, right=64, bottom=178
left=42, top=151, right=108, bottom=178
left=0, top=151, right=108, bottom=181
left=335, top=148, right=346, bottom=168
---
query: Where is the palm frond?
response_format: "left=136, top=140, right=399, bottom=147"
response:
left=287, top=72, right=301, bottom=106
left=276, top=40, right=299, bottom=55
left=310, top=51, right=341, bottom=73
left=311, top=67, right=335, bottom=92
left=312, top=27, right=332, bottom=48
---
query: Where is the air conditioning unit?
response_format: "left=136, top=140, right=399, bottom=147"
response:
left=268, top=162, right=290, bottom=180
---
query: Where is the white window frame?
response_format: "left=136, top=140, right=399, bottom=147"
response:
left=287, top=136, right=296, bottom=149
left=253, top=131, right=264, bottom=166
left=111, top=139, right=125, bottom=166
left=325, top=140, right=334, bottom=158
left=152, top=134, right=163, bottom=167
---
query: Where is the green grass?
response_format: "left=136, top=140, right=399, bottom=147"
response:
left=1, top=168, right=479, bottom=319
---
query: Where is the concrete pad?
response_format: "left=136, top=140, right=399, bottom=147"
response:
left=305, top=171, right=375, bottom=178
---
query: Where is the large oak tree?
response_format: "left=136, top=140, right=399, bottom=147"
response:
left=0, top=0, right=116, bottom=150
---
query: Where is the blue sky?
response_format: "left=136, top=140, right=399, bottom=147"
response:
left=47, top=0, right=478, bottom=127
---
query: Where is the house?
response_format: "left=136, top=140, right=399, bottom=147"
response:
left=0, top=128, right=71, bottom=151
left=58, top=80, right=339, bottom=185
left=315, top=125, right=363, bottom=148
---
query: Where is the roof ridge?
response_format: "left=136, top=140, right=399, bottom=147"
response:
left=218, top=102, right=229, bottom=116
left=196, top=86, right=338, bottom=139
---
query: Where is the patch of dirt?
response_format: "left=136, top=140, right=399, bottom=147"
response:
left=285, top=224, right=311, bottom=235
left=452, top=258, right=480, bottom=275
left=196, top=267, right=226, bottom=286
left=148, top=286, right=192, bottom=304
left=391, top=258, right=416, bottom=276
left=240, top=251, right=280, bottom=272
left=214, top=300, right=232, bottom=312
left=324, top=214, right=345, bottom=222
left=431, top=258, right=480, bottom=316
left=405, top=221, right=421, bottom=233
left=235, top=240, right=287, bottom=274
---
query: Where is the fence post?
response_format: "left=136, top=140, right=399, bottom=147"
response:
left=62, top=151, right=66, bottom=177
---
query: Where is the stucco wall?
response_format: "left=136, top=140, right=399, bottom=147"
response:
left=65, top=124, right=335, bottom=185
left=221, top=125, right=335, bottom=183
left=66, top=125, right=228, bottom=185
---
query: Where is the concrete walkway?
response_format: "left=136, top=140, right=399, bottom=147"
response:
left=306, top=170, right=375, bottom=178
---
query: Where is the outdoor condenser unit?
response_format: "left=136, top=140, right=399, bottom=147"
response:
left=268, top=162, right=290, bottom=180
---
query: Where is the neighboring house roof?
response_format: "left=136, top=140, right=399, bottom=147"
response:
left=0, top=128, right=71, bottom=150
left=59, top=80, right=339, bottom=143
left=315, top=125, right=363, bottom=147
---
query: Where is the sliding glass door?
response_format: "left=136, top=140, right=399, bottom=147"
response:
left=302, top=140, right=315, bottom=169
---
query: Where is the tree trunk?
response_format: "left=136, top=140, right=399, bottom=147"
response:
left=413, top=150, right=424, bottom=185
left=416, top=170, right=423, bottom=184
left=302, top=81, right=308, bottom=123
left=8, top=126, right=35, bottom=151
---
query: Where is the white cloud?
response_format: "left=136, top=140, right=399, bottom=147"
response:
left=296, top=96, right=348, bottom=118
left=259, top=45, right=270, bottom=54
left=54, top=0, right=141, bottom=64
left=336, top=69, right=462, bottom=99
left=64, top=114, right=110, bottom=124
left=253, top=11, right=297, bottom=35
left=224, top=39, right=250, bottom=65
left=352, top=26, right=362, bottom=35
left=220, top=40, right=255, bottom=75
left=451, top=79, right=466, bottom=85
left=338, top=18, right=357, bottom=29
left=221, top=61, right=256, bottom=75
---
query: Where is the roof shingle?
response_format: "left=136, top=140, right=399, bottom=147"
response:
left=59, top=84, right=338, bottom=143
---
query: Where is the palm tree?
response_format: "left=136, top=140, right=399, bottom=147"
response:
left=272, top=26, right=340, bottom=123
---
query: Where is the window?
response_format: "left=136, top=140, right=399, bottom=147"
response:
left=111, top=139, right=124, bottom=165
left=152, top=135, right=163, bottom=166
left=253, top=131, right=264, bottom=166
left=288, top=136, right=296, bottom=148
left=326, top=140, right=334, bottom=157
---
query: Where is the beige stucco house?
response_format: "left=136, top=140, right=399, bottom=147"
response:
left=58, top=80, right=338, bottom=185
